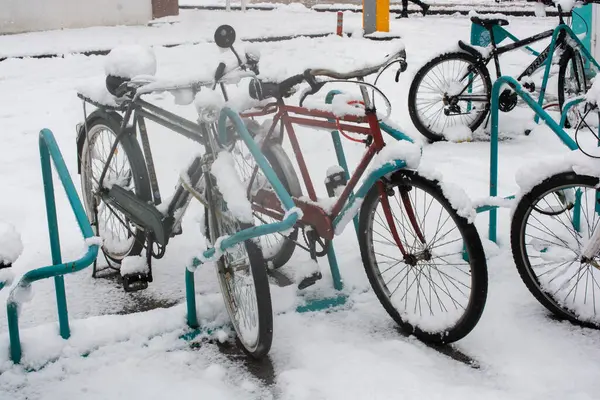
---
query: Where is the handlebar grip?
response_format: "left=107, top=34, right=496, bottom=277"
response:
left=278, top=74, right=305, bottom=95
left=214, top=62, right=227, bottom=82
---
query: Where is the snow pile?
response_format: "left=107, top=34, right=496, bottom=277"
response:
left=418, top=166, right=477, bottom=223
left=334, top=198, right=363, bottom=235
left=554, top=0, right=575, bottom=12
left=195, top=88, right=226, bottom=116
left=76, top=81, right=120, bottom=107
left=120, top=256, right=150, bottom=277
left=0, top=222, right=23, bottom=265
left=210, top=151, right=254, bottom=224
left=331, top=95, right=366, bottom=118
left=105, top=45, right=157, bottom=79
left=84, top=236, right=103, bottom=248
left=515, top=149, right=600, bottom=199
left=585, top=78, right=600, bottom=106
left=443, top=124, right=472, bottom=142
left=370, top=140, right=422, bottom=173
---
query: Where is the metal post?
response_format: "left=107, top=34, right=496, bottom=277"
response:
left=185, top=269, right=199, bottom=328
left=40, top=140, right=70, bottom=340
left=489, top=81, right=500, bottom=243
left=326, top=243, right=343, bottom=291
left=337, top=12, right=343, bottom=36
left=364, top=0, right=388, bottom=35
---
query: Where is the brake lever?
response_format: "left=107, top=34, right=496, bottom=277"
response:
left=299, top=82, right=325, bottom=107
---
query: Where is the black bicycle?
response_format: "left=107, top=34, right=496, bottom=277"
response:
left=408, top=0, right=598, bottom=142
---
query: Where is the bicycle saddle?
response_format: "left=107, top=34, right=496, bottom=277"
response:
left=106, top=75, right=131, bottom=98
left=470, top=16, right=509, bottom=28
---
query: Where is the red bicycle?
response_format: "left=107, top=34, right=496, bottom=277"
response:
left=218, top=46, right=489, bottom=344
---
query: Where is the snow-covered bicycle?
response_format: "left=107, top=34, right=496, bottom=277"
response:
left=76, top=25, right=489, bottom=357
left=511, top=79, right=600, bottom=328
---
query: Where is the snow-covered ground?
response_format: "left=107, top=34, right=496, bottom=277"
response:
left=1, top=10, right=599, bottom=400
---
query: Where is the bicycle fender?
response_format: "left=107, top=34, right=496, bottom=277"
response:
left=333, top=159, right=407, bottom=234
left=75, top=109, right=126, bottom=174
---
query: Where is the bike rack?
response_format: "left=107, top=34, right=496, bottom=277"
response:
left=478, top=76, right=581, bottom=243
left=3, top=129, right=99, bottom=364
left=535, top=24, right=600, bottom=124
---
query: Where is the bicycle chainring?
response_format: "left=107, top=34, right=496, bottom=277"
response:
left=498, top=89, right=518, bottom=112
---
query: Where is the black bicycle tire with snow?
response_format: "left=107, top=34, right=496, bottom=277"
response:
left=558, top=48, right=587, bottom=129
left=79, top=114, right=151, bottom=264
left=511, top=171, right=600, bottom=329
left=408, top=52, right=492, bottom=143
left=358, top=171, right=488, bottom=344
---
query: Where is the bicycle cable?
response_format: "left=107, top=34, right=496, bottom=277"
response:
left=574, top=105, right=600, bottom=159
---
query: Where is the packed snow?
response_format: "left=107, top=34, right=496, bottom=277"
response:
left=211, top=151, right=254, bottom=223
left=104, top=45, right=157, bottom=79
left=0, top=222, right=23, bottom=265
left=120, top=256, right=150, bottom=277
left=0, top=9, right=599, bottom=400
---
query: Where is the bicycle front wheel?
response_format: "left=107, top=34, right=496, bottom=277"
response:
left=204, top=193, right=273, bottom=358
left=511, top=172, right=600, bottom=328
left=358, top=171, right=488, bottom=344
left=408, top=52, right=491, bottom=143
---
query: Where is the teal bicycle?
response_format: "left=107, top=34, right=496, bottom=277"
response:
left=408, top=0, right=599, bottom=142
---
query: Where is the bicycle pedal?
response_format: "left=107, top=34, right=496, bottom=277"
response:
left=122, top=273, right=150, bottom=292
left=297, top=271, right=323, bottom=290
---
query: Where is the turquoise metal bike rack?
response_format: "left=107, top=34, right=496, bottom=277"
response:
left=5, top=129, right=99, bottom=364
left=536, top=24, right=600, bottom=124
left=482, top=76, right=579, bottom=243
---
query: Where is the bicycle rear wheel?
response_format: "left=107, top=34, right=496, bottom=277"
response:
left=358, top=171, right=488, bottom=344
left=408, top=52, right=491, bottom=143
left=558, top=48, right=588, bottom=129
left=79, top=113, right=151, bottom=266
left=225, top=120, right=302, bottom=269
left=511, top=172, right=600, bottom=328
left=204, top=179, right=273, bottom=358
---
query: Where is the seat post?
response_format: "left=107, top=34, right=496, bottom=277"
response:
left=488, top=26, right=502, bottom=78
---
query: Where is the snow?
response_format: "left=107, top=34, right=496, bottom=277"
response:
left=104, top=45, right=157, bottom=79
left=84, top=236, right=103, bottom=248
left=0, top=269, right=15, bottom=287
left=2, top=11, right=600, bottom=400
left=120, top=256, right=150, bottom=277
left=585, top=78, right=600, bottom=106
left=0, top=222, right=23, bottom=265
left=334, top=198, right=363, bottom=235
left=210, top=151, right=254, bottom=224
left=76, top=81, right=119, bottom=107
left=369, top=140, right=422, bottom=172
left=443, top=124, right=473, bottom=142
left=514, top=149, right=600, bottom=203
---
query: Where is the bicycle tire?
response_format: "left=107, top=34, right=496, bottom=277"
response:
left=228, top=122, right=302, bottom=269
left=511, top=171, right=600, bottom=328
left=79, top=113, right=151, bottom=265
left=358, top=170, right=488, bottom=343
left=204, top=184, right=273, bottom=358
left=558, top=48, right=587, bottom=129
left=408, top=52, right=492, bottom=143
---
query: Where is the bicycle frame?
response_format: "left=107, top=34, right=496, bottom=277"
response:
left=239, top=95, right=419, bottom=254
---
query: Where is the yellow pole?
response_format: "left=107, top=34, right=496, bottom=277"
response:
left=375, top=0, right=389, bottom=32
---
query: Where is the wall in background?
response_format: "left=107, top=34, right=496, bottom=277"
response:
left=0, top=0, right=154, bottom=34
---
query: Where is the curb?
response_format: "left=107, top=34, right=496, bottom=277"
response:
left=180, top=3, right=559, bottom=16
left=0, top=32, right=335, bottom=63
